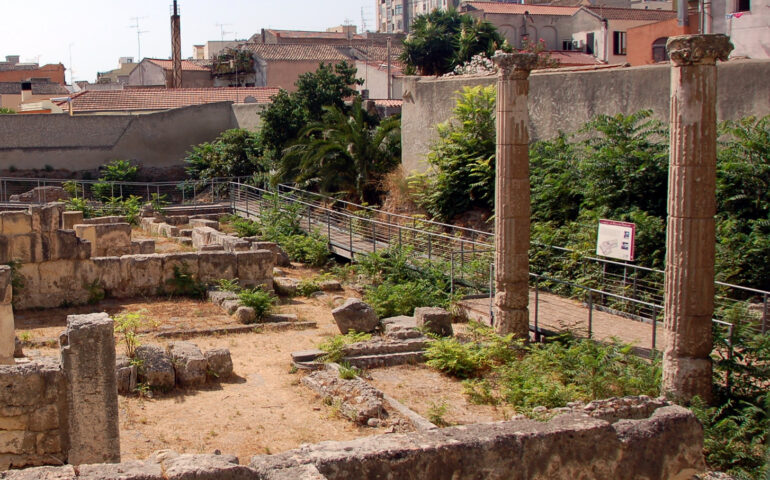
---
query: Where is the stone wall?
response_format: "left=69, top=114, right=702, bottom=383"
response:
left=0, top=402, right=705, bottom=479
left=401, top=59, right=770, bottom=172
left=0, top=314, right=119, bottom=470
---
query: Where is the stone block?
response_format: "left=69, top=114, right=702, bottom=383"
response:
left=331, top=299, right=379, bottom=334
left=319, top=280, right=342, bottom=292
left=9, top=234, right=38, bottom=264
left=191, top=226, right=218, bottom=249
left=198, top=252, right=237, bottom=283
left=14, top=336, right=23, bottom=358
left=236, top=250, right=274, bottom=288
left=176, top=237, right=193, bottom=246
left=167, top=342, right=207, bottom=388
left=221, top=299, right=241, bottom=315
left=223, top=236, right=251, bottom=252
left=253, top=241, right=291, bottom=267
left=93, top=257, right=122, bottom=294
left=38, top=204, right=64, bottom=233
left=0, top=431, right=36, bottom=455
left=62, top=211, right=84, bottom=230
left=204, top=349, right=234, bottom=380
left=273, top=277, right=298, bottom=297
left=190, top=219, right=219, bottom=230
left=135, top=345, right=175, bottom=390
left=1, top=212, right=32, bottom=236
left=164, top=215, right=189, bottom=226
left=118, top=254, right=163, bottom=297
left=200, top=244, right=224, bottom=252
left=115, top=365, right=138, bottom=396
left=35, top=432, right=61, bottom=455
left=158, top=224, right=180, bottom=238
left=179, top=229, right=193, bottom=238
left=28, top=405, right=59, bottom=432
left=0, top=265, right=11, bottom=304
left=415, top=307, right=453, bottom=337
left=207, top=290, right=239, bottom=306
left=9, top=186, right=69, bottom=204
left=38, top=260, right=89, bottom=307
left=74, top=223, right=133, bottom=257
left=234, top=306, right=256, bottom=324
left=131, top=240, right=155, bottom=255
left=160, top=253, right=201, bottom=292
left=382, top=316, right=422, bottom=340
left=50, top=230, right=86, bottom=261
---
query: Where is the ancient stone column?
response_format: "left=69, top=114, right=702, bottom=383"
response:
left=492, top=52, right=538, bottom=338
left=0, top=266, right=14, bottom=365
left=663, top=34, right=733, bottom=403
left=60, top=313, right=121, bottom=464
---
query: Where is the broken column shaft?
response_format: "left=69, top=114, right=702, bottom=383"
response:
left=662, top=34, right=733, bottom=403
left=492, top=52, right=538, bottom=339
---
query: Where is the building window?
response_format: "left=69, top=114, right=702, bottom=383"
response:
left=562, top=40, right=574, bottom=50
left=613, top=31, right=627, bottom=55
left=652, top=37, right=669, bottom=62
left=734, top=0, right=750, bottom=11
left=395, top=4, right=403, bottom=14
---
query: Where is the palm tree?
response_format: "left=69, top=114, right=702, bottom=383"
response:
left=280, top=98, right=401, bottom=203
left=400, top=9, right=463, bottom=76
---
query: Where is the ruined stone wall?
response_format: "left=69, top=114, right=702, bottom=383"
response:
left=1, top=402, right=705, bottom=479
left=0, top=361, right=67, bottom=470
left=0, top=206, right=90, bottom=266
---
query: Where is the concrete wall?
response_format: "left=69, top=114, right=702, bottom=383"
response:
left=0, top=102, right=240, bottom=171
left=401, top=59, right=770, bottom=173
left=712, top=0, right=770, bottom=59
left=355, top=61, right=403, bottom=100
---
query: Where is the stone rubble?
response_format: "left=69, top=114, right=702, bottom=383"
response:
left=331, top=298, right=379, bottom=334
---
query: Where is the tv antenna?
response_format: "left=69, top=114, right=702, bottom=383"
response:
left=129, top=16, right=149, bottom=61
left=216, top=23, right=233, bottom=41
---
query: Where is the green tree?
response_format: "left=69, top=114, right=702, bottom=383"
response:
left=0, top=107, right=15, bottom=114
left=185, top=129, right=266, bottom=180
left=281, top=97, right=401, bottom=203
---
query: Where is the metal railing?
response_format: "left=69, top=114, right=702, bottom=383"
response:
left=0, top=176, right=250, bottom=206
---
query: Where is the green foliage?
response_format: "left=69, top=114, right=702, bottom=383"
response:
left=414, top=85, right=496, bottom=220
left=365, top=279, right=451, bottom=318
left=280, top=232, right=330, bottom=267
left=85, top=280, right=105, bottom=304
left=280, top=97, right=401, bottom=203
left=65, top=197, right=93, bottom=217
left=114, top=311, right=148, bottom=359
left=338, top=362, right=362, bottom=380
left=166, top=263, right=207, bottom=299
left=426, top=400, right=450, bottom=427
left=229, top=216, right=261, bottom=238
left=150, top=193, right=169, bottom=214
left=101, top=160, right=139, bottom=181
left=185, top=129, right=267, bottom=181
left=238, top=287, right=275, bottom=321
left=216, top=278, right=241, bottom=293
left=212, top=47, right=255, bottom=76
left=0, top=107, right=15, bottom=114
left=400, top=9, right=507, bottom=76
left=318, top=331, right=372, bottom=363
left=296, top=278, right=321, bottom=297
left=425, top=322, right=520, bottom=379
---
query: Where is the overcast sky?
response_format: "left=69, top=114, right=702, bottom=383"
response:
left=0, top=0, right=374, bottom=83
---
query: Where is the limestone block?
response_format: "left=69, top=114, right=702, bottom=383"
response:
left=0, top=212, right=32, bottom=236
left=415, top=307, right=453, bottom=337
left=12, top=264, right=40, bottom=310
left=179, top=229, right=193, bottom=238
left=50, top=230, right=85, bottom=261
left=0, top=431, right=36, bottom=455
left=200, top=244, right=224, bottom=251
left=62, top=211, right=84, bottom=230
left=167, top=342, right=207, bottom=387
left=118, top=255, right=163, bottom=297
left=221, top=300, right=241, bottom=315
left=236, top=250, right=274, bottom=288
left=28, top=405, right=59, bottom=432
left=273, top=277, right=298, bottom=297
left=83, top=216, right=125, bottom=225
left=0, top=304, right=13, bottom=365
left=234, top=306, right=256, bottom=324
left=160, top=253, right=201, bottom=291
left=9, top=234, right=38, bottom=264
left=131, top=240, right=155, bottom=255
left=320, top=280, right=342, bottom=292
left=60, top=312, right=120, bottom=464
left=38, top=204, right=64, bottom=233
left=158, top=224, right=180, bottom=238
left=204, top=349, right=233, bottom=380
left=331, top=299, right=380, bottom=334
left=223, top=236, right=250, bottom=252
left=135, top=345, right=175, bottom=390
left=35, top=432, right=61, bottom=455
left=115, top=356, right=138, bottom=396
left=207, top=290, right=239, bottom=306
left=0, top=265, right=11, bottom=305
left=189, top=219, right=218, bottom=230
left=191, top=226, right=218, bottom=249
left=9, top=186, right=69, bottom=204
left=74, top=223, right=133, bottom=257
left=382, top=316, right=422, bottom=340
left=93, top=257, right=122, bottom=294
left=253, top=241, right=291, bottom=267
left=37, top=260, right=91, bottom=307
left=197, top=252, right=237, bottom=283
left=164, top=215, right=189, bottom=226
left=0, top=236, right=9, bottom=264
left=14, top=336, right=23, bottom=358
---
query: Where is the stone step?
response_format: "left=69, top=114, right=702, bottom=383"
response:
left=155, top=321, right=316, bottom=339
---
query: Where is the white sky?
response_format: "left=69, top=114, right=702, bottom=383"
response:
left=0, top=0, right=374, bottom=83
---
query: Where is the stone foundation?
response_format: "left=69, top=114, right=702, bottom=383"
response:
left=0, top=401, right=705, bottom=479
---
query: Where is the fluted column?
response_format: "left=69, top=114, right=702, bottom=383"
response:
left=663, top=34, right=733, bottom=403
left=492, top=52, right=538, bottom=339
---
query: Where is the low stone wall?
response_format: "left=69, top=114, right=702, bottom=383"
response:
left=0, top=314, right=119, bottom=470
left=14, top=250, right=274, bottom=310
left=73, top=223, right=133, bottom=257
left=1, top=401, right=705, bottom=479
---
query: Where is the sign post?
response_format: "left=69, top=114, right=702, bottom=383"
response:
left=596, top=219, right=635, bottom=262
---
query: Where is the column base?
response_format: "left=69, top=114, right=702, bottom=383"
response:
left=662, top=353, right=713, bottom=404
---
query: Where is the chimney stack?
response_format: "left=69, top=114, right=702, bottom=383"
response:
left=171, top=0, right=182, bottom=88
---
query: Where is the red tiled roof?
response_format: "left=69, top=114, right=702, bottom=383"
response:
left=58, top=87, right=279, bottom=113
left=587, top=6, right=677, bottom=20
left=548, top=51, right=606, bottom=66
left=243, top=43, right=351, bottom=62
left=372, top=99, right=402, bottom=108
left=147, top=59, right=210, bottom=72
left=463, top=2, right=581, bottom=16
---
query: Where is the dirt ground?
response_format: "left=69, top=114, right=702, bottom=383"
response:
left=131, top=228, right=195, bottom=254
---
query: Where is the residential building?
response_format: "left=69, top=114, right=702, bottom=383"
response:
left=0, top=80, right=69, bottom=111
left=250, top=28, right=403, bottom=47
left=378, top=0, right=463, bottom=33
left=96, top=57, right=138, bottom=85
left=626, top=13, right=698, bottom=64
left=240, top=44, right=352, bottom=91
left=192, top=41, right=243, bottom=60
left=711, top=0, right=769, bottom=58
left=585, top=6, right=677, bottom=63
left=127, top=58, right=213, bottom=88
left=0, top=56, right=66, bottom=85
left=52, top=87, right=279, bottom=115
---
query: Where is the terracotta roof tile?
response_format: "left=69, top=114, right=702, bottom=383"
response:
left=243, top=44, right=351, bottom=62
left=463, top=2, right=581, bottom=16
left=548, top=51, right=606, bottom=65
left=147, top=59, right=211, bottom=72
left=266, top=29, right=369, bottom=41
left=59, top=87, right=279, bottom=113
left=587, top=6, right=677, bottom=20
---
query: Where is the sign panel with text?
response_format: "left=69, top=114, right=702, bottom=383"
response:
left=596, top=219, right=635, bottom=261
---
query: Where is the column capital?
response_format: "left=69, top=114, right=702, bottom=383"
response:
left=493, top=51, right=538, bottom=79
left=667, top=34, right=733, bottom=66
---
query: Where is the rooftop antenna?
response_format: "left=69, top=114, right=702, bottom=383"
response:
left=68, top=43, right=74, bottom=85
left=361, top=7, right=367, bottom=33
left=129, top=16, right=149, bottom=61
left=216, top=23, right=233, bottom=41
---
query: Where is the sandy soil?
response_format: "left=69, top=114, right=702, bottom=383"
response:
left=131, top=228, right=195, bottom=254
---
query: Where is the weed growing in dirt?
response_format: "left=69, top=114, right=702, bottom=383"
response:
left=426, top=400, right=450, bottom=427
left=85, top=280, right=106, bottom=304
left=238, top=287, right=275, bottom=322
left=167, top=263, right=207, bottom=299
left=18, top=331, right=32, bottom=343
left=114, top=311, right=149, bottom=358
left=296, top=278, right=321, bottom=297
left=216, top=278, right=241, bottom=292
left=228, top=216, right=261, bottom=238
left=338, top=362, right=362, bottom=380
left=319, top=331, right=373, bottom=363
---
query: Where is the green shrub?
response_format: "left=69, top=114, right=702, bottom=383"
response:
left=114, top=311, right=148, bottom=359
left=280, top=232, right=329, bottom=267
left=296, top=278, right=321, bottom=297
left=319, top=331, right=372, bottom=363
left=166, top=263, right=207, bottom=299
left=65, top=197, right=93, bottom=218
left=216, top=278, right=241, bottom=292
left=238, top=287, right=275, bottom=321
left=229, top=216, right=261, bottom=238
left=338, top=362, right=362, bottom=380
left=425, top=322, right=519, bottom=379
left=364, top=279, right=451, bottom=318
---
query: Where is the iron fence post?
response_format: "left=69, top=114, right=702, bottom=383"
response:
left=327, top=210, right=331, bottom=242
left=534, top=276, right=540, bottom=342
left=727, top=324, right=734, bottom=395
left=763, top=293, right=768, bottom=334
left=372, top=221, right=376, bottom=253
left=587, top=291, right=593, bottom=339
left=119, top=184, right=123, bottom=198
left=489, top=262, right=494, bottom=326
left=651, top=305, right=657, bottom=352
left=398, top=227, right=402, bottom=249
left=349, top=216, right=353, bottom=258
left=460, top=242, right=465, bottom=281
left=450, top=253, right=455, bottom=295
left=428, top=235, right=432, bottom=261
left=37, top=179, right=41, bottom=204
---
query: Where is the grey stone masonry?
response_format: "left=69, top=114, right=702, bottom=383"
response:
left=59, top=313, right=120, bottom=465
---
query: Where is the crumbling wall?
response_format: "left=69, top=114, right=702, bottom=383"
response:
left=73, top=223, right=133, bottom=257
left=0, top=314, right=120, bottom=471
left=0, top=206, right=90, bottom=266
left=0, top=402, right=705, bottom=479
